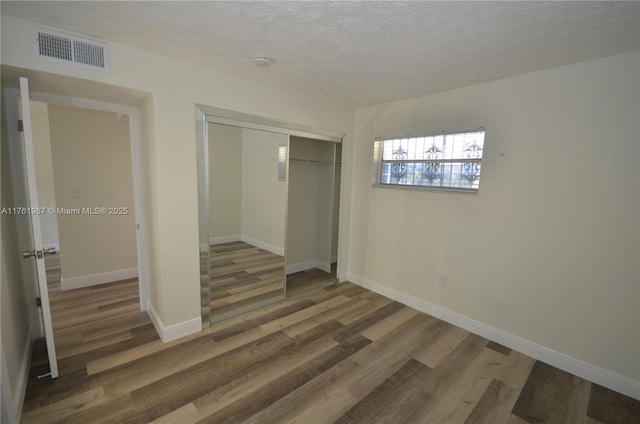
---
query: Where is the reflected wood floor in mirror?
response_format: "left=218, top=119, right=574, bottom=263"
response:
left=21, top=281, right=638, bottom=423
left=211, top=241, right=284, bottom=319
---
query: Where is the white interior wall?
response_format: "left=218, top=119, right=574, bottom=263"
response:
left=208, top=124, right=286, bottom=254
left=0, top=99, right=33, bottom=421
left=316, top=141, right=335, bottom=268
left=0, top=230, right=30, bottom=422
left=331, top=144, right=342, bottom=262
left=287, top=139, right=321, bottom=269
left=286, top=137, right=335, bottom=273
left=30, top=101, right=59, bottom=249
left=1, top=366, right=13, bottom=424
left=135, top=95, right=159, bottom=315
left=0, top=15, right=355, bottom=327
left=0, top=246, right=27, bottom=412
left=349, top=52, right=640, bottom=383
left=208, top=123, right=242, bottom=241
left=47, top=104, right=137, bottom=283
left=240, top=128, right=287, bottom=254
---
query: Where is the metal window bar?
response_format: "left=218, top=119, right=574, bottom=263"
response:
left=373, top=128, right=485, bottom=192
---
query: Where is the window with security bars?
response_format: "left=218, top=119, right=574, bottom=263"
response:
left=373, top=128, right=485, bottom=192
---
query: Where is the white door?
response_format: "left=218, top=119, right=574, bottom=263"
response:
left=18, top=77, right=59, bottom=379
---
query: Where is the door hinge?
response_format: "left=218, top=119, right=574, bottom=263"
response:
left=18, top=120, right=24, bottom=132
left=36, top=297, right=42, bottom=307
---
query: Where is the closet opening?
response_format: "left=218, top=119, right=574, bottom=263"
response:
left=286, top=136, right=341, bottom=297
left=196, top=105, right=344, bottom=326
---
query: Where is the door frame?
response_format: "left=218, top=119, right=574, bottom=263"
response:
left=4, top=88, right=150, bottom=312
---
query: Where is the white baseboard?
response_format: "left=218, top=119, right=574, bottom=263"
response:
left=287, top=260, right=317, bottom=274
left=317, top=261, right=331, bottom=273
left=208, top=234, right=284, bottom=257
left=147, top=300, right=202, bottom=343
left=338, top=271, right=349, bottom=283
left=61, top=267, right=138, bottom=291
left=209, top=235, right=241, bottom=245
left=287, top=259, right=331, bottom=275
left=241, top=235, right=284, bottom=256
left=345, top=272, right=640, bottom=401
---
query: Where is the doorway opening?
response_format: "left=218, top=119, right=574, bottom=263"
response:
left=29, top=101, right=143, bottom=368
left=2, top=69, right=153, bottom=385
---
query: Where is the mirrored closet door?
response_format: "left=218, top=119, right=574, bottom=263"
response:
left=197, top=105, right=344, bottom=327
left=207, top=123, right=287, bottom=322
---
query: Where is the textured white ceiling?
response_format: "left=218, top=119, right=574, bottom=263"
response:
left=2, top=1, right=639, bottom=106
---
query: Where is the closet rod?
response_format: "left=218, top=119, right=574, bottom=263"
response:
left=290, top=157, right=329, bottom=165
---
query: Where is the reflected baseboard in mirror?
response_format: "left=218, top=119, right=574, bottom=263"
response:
left=210, top=241, right=285, bottom=322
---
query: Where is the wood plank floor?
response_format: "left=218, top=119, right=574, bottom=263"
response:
left=22, top=280, right=639, bottom=423
left=286, top=267, right=333, bottom=297
left=211, top=241, right=285, bottom=319
left=210, top=241, right=337, bottom=319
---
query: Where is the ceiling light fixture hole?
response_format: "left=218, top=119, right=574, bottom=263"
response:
left=253, top=56, right=273, bottom=67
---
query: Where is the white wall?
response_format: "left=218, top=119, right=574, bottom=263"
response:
left=47, top=104, right=137, bottom=282
left=316, top=141, right=335, bottom=266
left=0, top=246, right=29, bottom=419
left=30, top=101, right=59, bottom=249
left=240, top=128, right=287, bottom=254
left=331, top=144, right=342, bottom=262
left=208, top=124, right=287, bottom=254
left=287, top=140, right=321, bottom=268
left=136, top=95, right=160, bottom=314
left=208, top=123, right=242, bottom=241
left=350, top=52, right=640, bottom=382
left=287, top=137, right=334, bottom=271
left=1, top=15, right=354, bottom=327
left=1, top=103, right=33, bottom=421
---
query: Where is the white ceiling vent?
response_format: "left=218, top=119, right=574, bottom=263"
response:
left=33, top=26, right=110, bottom=72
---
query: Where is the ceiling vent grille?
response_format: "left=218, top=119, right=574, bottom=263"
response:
left=33, top=27, right=110, bottom=72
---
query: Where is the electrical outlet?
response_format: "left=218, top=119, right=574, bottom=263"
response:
left=438, top=275, right=448, bottom=287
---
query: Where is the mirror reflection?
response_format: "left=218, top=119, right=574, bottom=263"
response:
left=208, top=123, right=286, bottom=321
left=197, top=106, right=344, bottom=326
